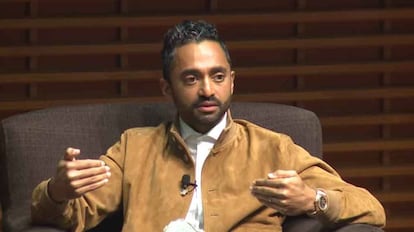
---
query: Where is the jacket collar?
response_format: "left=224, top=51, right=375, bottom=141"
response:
left=167, top=110, right=239, bottom=160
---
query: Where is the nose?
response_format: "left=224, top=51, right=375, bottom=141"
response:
left=199, top=77, right=214, bottom=97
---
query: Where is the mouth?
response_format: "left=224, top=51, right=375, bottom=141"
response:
left=196, top=101, right=219, bottom=113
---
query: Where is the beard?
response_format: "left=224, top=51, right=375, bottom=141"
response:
left=175, top=95, right=232, bottom=133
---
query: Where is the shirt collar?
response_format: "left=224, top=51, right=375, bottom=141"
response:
left=180, top=112, right=227, bottom=141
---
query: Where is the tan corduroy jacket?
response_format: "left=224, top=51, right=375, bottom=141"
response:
left=31, top=115, right=385, bottom=231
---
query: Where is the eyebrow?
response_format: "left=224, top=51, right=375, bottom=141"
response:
left=209, top=66, right=228, bottom=75
left=180, top=66, right=228, bottom=77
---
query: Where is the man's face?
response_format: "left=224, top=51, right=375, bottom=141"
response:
left=161, top=40, right=235, bottom=134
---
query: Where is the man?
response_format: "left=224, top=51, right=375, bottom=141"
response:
left=31, top=20, right=385, bottom=231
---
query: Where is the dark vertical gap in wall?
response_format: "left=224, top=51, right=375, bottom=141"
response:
left=380, top=0, right=392, bottom=218
left=118, top=0, right=129, bottom=97
left=207, top=0, right=219, bottom=13
left=294, top=0, right=306, bottom=108
left=27, top=0, right=39, bottom=99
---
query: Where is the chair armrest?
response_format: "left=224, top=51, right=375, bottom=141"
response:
left=5, top=203, right=122, bottom=232
left=3, top=202, right=64, bottom=232
left=4, top=212, right=64, bottom=232
left=334, top=224, right=384, bottom=232
left=282, top=215, right=384, bottom=232
left=282, top=215, right=324, bottom=232
left=21, top=226, right=65, bottom=232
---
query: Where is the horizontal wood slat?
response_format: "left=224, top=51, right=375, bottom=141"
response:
left=0, top=97, right=165, bottom=111
left=325, top=139, right=414, bottom=152
left=338, top=165, right=414, bottom=177
left=375, top=191, right=414, bottom=203
left=1, top=34, right=414, bottom=56
left=235, top=87, right=414, bottom=102
left=321, top=114, right=414, bottom=126
left=0, top=0, right=29, bottom=2
left=1, top=61, right=413, bottom=84
left=0, top=8, right=414, bottom=29
left=386, top=218, right=414, bottom=229
left=238, top=61, right=414, bottom=76
left=229, top=34, right=414, bottom=50
left=0, top=87, right=413, bottom=111
left=0, top=70, right=161, bottom=83
left=0, top=43, right=159, bottom=56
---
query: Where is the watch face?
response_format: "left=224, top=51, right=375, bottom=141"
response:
left=318, top=195, right=328, bottom=211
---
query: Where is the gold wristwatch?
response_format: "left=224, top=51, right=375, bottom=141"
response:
left=308, top=188, right=328, bottom=216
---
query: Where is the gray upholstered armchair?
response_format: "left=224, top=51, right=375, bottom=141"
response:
left=0, top=102, right=383, bottom=232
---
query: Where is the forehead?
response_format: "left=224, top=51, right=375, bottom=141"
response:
left=172, top=40, right=230, bottom=70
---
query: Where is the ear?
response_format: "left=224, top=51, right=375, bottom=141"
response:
left=230, top=70, right=235, bottom=95
left=160, top=78, right=172, bottom=99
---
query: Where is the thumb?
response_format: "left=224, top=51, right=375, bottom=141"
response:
left=268, top=170, right=297, bottom=179
left=64, top=147, right=81, bottom=161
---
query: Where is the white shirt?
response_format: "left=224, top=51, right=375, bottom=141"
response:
left=179, top=113, right=227, bottom=231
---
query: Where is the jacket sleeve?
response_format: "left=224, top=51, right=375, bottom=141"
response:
left=31, top=134, right=126, bottom=231
left=280, top=134, right=386, bottom=228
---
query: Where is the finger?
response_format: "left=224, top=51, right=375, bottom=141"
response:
left=70, top=170, right=111, bottom=189
left=74, top=178, right=109, bottom=196
left=67, top=165, right=110, bottom=180
left=65, top=159, right=106, bottom=170
left=64, top=147, right=81, bottom=161
left=253, top=179, right=285, bottom=188
left=254, top=195, right=287, bottom=213
left=255, top=194, right=286, bottom=208
left=251, top=185, right=286, bottom=199
left=268, top=170, right=297, bottom=179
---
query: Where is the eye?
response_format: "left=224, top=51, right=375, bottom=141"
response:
left=183, top=75, right=197, bottom=85
left=213, top=73, right=225, bottom=82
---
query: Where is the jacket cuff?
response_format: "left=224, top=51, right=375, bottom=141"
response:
left=312, top=189, right=341, bottom=225
left=38, top=179, right=71, bottom=215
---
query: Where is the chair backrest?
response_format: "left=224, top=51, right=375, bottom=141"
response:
left=0, top=101, right=322, bottom=230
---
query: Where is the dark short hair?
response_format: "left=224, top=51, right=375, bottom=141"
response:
left=161, top=20, right=232, bottom=81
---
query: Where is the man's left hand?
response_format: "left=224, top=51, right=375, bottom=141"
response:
left=250, top=170, right=316, bottom=216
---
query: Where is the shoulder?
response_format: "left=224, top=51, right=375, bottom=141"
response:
left=122, top=122, right=170, bottom=138
left=231, top=119, right=296, bottom=152
left=233, top=119, right=290, bottom=141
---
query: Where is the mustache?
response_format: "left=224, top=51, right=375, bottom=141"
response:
left=192, top=96, right=221, bottom=107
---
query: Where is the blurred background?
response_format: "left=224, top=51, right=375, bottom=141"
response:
left=0, top=0, right=413, bottom=231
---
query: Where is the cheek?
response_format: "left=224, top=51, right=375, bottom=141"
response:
left=171, top=87, right=197, bottom=105
left=223, top=82, right=234, bottom=97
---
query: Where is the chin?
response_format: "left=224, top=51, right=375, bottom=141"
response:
left=197, top=113, right=223, bottom=126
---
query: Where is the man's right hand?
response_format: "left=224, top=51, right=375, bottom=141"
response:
left=47, top=147, right=111, bottom=202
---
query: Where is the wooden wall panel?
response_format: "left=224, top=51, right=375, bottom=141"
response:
left=0, top=0, right=413, bottom=231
